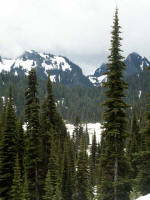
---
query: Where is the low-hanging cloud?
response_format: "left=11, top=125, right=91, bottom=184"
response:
left=0, top=0, right=149, bottom=74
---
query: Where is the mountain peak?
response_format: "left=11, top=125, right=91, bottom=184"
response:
left=88, top=52, right=150, bottom=87
left=0, top=50, right=91, bottom=87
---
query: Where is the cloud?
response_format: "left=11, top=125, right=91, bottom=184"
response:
left=0, top=0, right=149, bottom=74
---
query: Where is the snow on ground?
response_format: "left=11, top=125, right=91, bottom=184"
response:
left=135, top=194, right=150, bottom=200
left=66, top=123, right=102, bottom=144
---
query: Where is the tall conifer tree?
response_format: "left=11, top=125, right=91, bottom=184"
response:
left=40, top=76, right=57, bottom=178
left=25, top=68, right=41, bottom=200
left=98, top=8, right=131, bottom=200
left=0, top=87, right=17, bottom=200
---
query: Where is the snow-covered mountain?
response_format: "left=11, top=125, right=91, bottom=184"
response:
left=0, top=51, right=149, bottom=87
left=88, top=52, right=150, bottom=86
left=0, top=50, right=91, bottom=87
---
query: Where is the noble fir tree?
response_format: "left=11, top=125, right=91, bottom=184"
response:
left=0, top=87, right=17, bottom=200
left=25, top=68, right=42, bottom=200
left=98, top=8, right=131, bottom=200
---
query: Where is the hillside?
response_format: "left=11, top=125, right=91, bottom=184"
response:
left=0, top=51, right=150, bottom=122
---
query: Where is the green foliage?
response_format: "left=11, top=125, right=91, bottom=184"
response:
left=43, top=170, right=53, bottom=200
left=73, top=136, right=90, bottom=200
left=22, top=171, right=30, bottom=200
left=0, top=87, right=17, bottom=200
left=136, top=93, right=150, bottom=195
left=16, top=119, right=25, bottom=176
left=0, top=69, right=150, bottom=123
left=89, top=132, right=97, bottom=186
left=25, top=68, right=41, bottom=200
left=98, top=8, right=131, bottom=200
left=127, top=112, right=140, bottom=180
left=61, top=138, right=75, bottom=200
left=10, top=154, right=22, bottom=200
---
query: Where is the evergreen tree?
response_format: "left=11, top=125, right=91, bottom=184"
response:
left=84, top=124, right=89, bottom=149
left=22, top=171, right=30, bottom=200
left=98, top=8, right=131, bottom=200
left=47, top=137, right=59, bottom=197
left=136, top=92, right=150, bottom=195
left=53, top=182, right=62, bottom=200
left=0, top=102, right=7, bottom=137
left=90, top=132, right=97, bottom=186
left=61, top=138, right=75, bottom=200
left=16, top=119, right=25, bottom=176
left=73, top=136, right=91, bottom=200
left=40, top=76, right=58, bottom=183
left=43, top=170, right=53, bottom=200
left=72, top=116, right=83, bottom=158
left=43, top=75, right=66, bottom=139
left=127, top=111, right=140, bottom=179
left=10, top=154, right=22, bottom=200
left=0, top=87, right=17, bottom=200
left=25, top=68, right=41, bottom=200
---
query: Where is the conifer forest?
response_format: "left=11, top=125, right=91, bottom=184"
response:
left=0, top=5, right=150, bottom=200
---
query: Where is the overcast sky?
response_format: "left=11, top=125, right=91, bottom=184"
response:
left=0, top=0, right=149, bottom=74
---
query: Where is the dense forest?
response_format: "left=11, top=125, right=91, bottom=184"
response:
left=0, top=8, right=150, bottom=200
left=0, top=68, right=149, bottom=123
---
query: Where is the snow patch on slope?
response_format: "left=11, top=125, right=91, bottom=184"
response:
left=0, top=59, right=15, bottom=73
left=140, top=62, right=144, bottom=71
left=14, top=58, right=34, bottom=74
left=88, top=75, right=107, bottom=87
left=97, top=75, right=107, bottom=83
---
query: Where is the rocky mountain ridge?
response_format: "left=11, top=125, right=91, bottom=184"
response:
left=0, top=51, right=149, bottom=87
left=88, top=52, right=150, bottom=86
